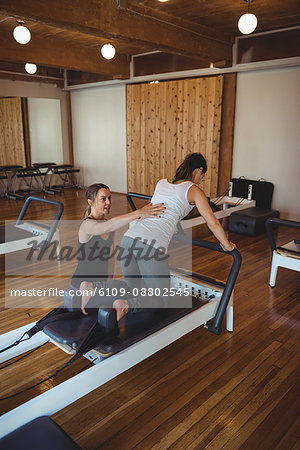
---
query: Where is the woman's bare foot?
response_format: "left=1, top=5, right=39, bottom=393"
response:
left=79, top=281, right=94, bottom=315
left=113, top=299, right=129, bottom=321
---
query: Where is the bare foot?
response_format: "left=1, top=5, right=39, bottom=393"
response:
left=80, top=281, right=94, bottom=315
left=113, top=299, right=129, bottom=321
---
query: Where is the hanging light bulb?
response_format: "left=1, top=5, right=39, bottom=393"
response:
left=101, top=44, right=116, bottom=60
left=238, top=0, right=258, bottom=35
left=238, top=13, right=257, bottom=34
left=25, top=63, right=37, bottom=74
left=13, top=20, right=31, bottom=44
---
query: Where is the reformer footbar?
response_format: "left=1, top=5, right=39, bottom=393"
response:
left=0, top=196, right=64, bottom=255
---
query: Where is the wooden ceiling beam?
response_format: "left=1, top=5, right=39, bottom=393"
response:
left=0, top=29, right=130, bottom=78
left=125, top=0, right=232, bottom=44
left=0, top=71, right=65, bottom=87
left=0, top=0, right=232, bottom=63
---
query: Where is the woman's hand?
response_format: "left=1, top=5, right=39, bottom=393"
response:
left=220, top=241, right=236, bottom=252
left=137, top=202, right=166, bottom=219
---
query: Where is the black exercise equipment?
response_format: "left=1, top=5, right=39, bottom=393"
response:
left=0, top=193, right=241, bottom=436
left=229, top=207, right=280, bottom=236
left=48, top=164, right=80, bottom=190
left=228, top=178, right=280, bottom=236
left=32, top=162, right=61, bottom=194
left=6, top=166, right=45, bottom=200
left=0, top=416, right=80, bottom=450
left=41, top=242, right=240, bottom=366
left=0, top=165, right=23, bottom=197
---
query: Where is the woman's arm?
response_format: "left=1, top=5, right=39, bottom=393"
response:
left=80, top=202, right=165, bottom=238
left=187, top=185, right=235, bottom=251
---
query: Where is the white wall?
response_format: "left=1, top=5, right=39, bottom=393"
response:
left=27, top=98, right=63, bottom=164
left=232, top=66, right=300, bottom=220
left=0, top=79, right=70, bottom=163
left=71, top=85, right=127, bottom=193
left=70, top=66, right=300, bottom=213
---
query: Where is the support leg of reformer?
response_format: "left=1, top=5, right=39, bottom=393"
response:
left=34, top=231, right=61, bottom=259
left=55, top=231, right=61, bottom=260
left=269, top=252, right=279, bottom=287
left=48, top=230, right=61, bottom=260
left=0, top=322, right=49, bottom=364
left=226, top=293, right=234, bottom=332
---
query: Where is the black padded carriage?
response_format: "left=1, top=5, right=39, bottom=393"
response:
left=0, top=416, right=80, bottom=450
left=43, top=295, right=205, bottom=355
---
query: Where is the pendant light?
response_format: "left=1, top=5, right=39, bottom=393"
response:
left=13, top=20, right=31, bottom=44
left=238, top=0, right=258, bottom=35
left=25, top=63, right=37, bottom=74
left=101, top=44, right=116, bottom=60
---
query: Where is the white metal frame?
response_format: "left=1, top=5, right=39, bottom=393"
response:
left=0, top=275, right=233, bottom=438
left=269, top=247, right=300, bottom=287
left=0, top=223, right=60, bottom=256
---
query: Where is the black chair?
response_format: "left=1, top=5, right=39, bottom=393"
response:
left=6, top=166, right=44, bottom=200
left=48, top=164, right=80, bottom=190
left=0, top=165, right=23, bottom=198
left=32, top=162, right=60, bottom=194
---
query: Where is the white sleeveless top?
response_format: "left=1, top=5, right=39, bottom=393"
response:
left=124, top=179, right=195, bottom=251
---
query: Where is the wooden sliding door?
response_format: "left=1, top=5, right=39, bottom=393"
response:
left=0, top=97, right=26, bottom=166
left=126, top=76, right=224, bottom=197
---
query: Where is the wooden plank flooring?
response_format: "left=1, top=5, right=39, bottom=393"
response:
left=0, top=189, right=299, bottom=449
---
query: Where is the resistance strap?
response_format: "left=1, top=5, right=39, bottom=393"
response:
left=0, top=310, right=106, bottom=400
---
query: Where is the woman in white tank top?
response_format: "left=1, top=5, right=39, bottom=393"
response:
left=120, top=153, right=235, bottom=311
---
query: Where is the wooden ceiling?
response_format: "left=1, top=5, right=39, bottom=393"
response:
left=0, top=0, right=299, bottom=86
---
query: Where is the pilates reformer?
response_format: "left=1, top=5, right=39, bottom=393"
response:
left=0, top=230, right=241, bottom=438
left=0, top=196, right=64, bottom=256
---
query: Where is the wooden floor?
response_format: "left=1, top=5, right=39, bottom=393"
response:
left=0, top=189, right=299, bottom=449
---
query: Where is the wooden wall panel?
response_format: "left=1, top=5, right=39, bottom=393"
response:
left=126, top=76, right=224, bottom=197
left=218, top=73, right=237, bottom=195
left=0, top=97, right=26, bottom=167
